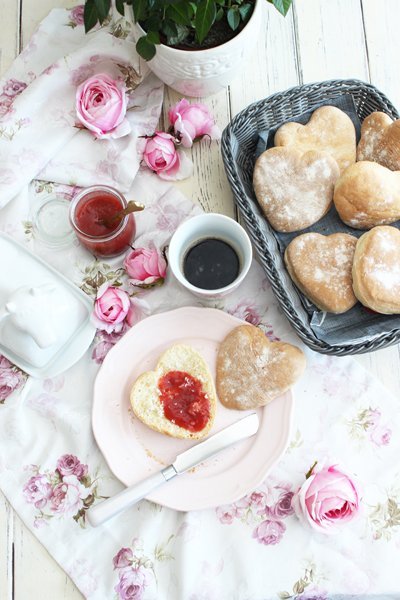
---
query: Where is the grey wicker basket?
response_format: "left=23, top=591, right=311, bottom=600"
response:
left=221, top=79, right=400, bottom=355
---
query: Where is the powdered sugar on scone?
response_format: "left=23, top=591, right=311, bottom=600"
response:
left=253, top=147, right=340, bottom=233
left=284, top=232, right=358, bottom=314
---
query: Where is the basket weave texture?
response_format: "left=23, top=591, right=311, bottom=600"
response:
left=221, top=79, right=400, bottom=355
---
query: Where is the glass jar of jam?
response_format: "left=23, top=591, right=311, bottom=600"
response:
left=69, top=185, right=136, bottom=258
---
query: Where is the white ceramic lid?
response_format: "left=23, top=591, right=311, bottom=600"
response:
left=0, top=233, right=96, bottom=378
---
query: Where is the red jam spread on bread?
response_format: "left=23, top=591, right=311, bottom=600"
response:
left=158, top=370, right=210, bottom=432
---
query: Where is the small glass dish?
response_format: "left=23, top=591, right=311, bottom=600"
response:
left=69, top=185, right=136, bottom=258
left=31, top=194, right=75, bottom=249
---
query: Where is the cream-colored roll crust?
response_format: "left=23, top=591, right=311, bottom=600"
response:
left=357, top=111, right=400, bottom=171
left=274, top=105, right=356, bottom=174
left=284, top=232, right=358, bottom=314
left=352, top=226, right=400, bottom=314
left=216, top=324, right=306, bottom=410
left=253, top=146, right=339, bottom=233
left=333, top=161, right=400, bottom=229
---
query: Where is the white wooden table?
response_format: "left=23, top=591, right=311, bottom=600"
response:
left=1, top=1, right=399, bottom=597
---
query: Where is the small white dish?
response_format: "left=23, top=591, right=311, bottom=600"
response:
left=168, top=213, right=252, bottom=298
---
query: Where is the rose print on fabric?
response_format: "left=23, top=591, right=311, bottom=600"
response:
left=347, top=406, right=392, bottom=447
left=216, top=481, right=294, bottom=545
left=278, top=562, right=328, bottom=599
left=67, top=5, right=84, bottom=28
left=368, top=491, right=400, bottom=541
left=23, top=455, right=105, bottom=528
left=112, top=536, right=174, bottom=599
left=79, top=261, right=125, bottom=296
left=0, top=78, right=28, bottom=121
left=0, top=355, right=27, bottom=404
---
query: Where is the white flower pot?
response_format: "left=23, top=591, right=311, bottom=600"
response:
left=131, top=0, right=263, bottom=97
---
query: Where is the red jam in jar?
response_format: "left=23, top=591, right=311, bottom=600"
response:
left=158, top=370, right=210, bottom=432
left=69, top=186, right=136, bottom=257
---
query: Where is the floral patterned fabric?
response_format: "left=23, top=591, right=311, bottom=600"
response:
left=0, top=6, right=400, bottom=600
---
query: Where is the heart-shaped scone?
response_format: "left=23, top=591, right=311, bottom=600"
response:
left=274, top=106, right=356, bottom=174
left=130, top=344, right=216, bottom=439
left=333, top=161, right=400, bottom=229
left=253, top=147, right=340, bottom=233
left=216, top=324, right=306, bottom=410
left=357, top=112, right=400, bottom=171
left=284, top=232, right=358, bottom=313
left=352, top=226, right=400, bottom=314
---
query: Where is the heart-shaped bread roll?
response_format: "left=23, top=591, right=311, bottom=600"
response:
left=253, top=147, right=340, bottom=232
left=357, top=112, right=400, bottom=171
left=130, top=344, right=216, bottom=439
left=333, top=161, right=400, bottom=229
left=216, top=324, right=306, bottom=410
left=352, top=226, right=400, bottom=314
left=284, top=232, right=358, bottom=313
left=274, top=106, right=356, bottom=174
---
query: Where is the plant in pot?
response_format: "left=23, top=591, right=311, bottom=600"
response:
left=83, top=0, right=293, bottom=97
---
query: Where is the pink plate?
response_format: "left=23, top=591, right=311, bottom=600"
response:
left=92, top=307, right=294, bottom=511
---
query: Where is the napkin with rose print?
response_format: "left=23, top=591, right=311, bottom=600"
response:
left=2, top=6, right=400, bottom=600
left=0, top=6, right=163, bottom=207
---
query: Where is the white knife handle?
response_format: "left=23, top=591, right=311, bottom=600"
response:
left=88, top=466, right=176, bottom=527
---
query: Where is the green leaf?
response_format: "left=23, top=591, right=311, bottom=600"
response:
left=145, top=14, right=163, bottom=32
left=166, top=23, right=189, bottom=46
left=161, top=20, right=178, bottom=38
left=84, top=0, right=99, bottom=32
left=166, top=2, right=194, bottom=26
left=116, top=0, right=125, bottom=16
left=136, top=35, right=157, bottom=60
left=268, top=0, right=292, bottom=16
left=132, top=0, right=147, bottom=22
left=239, top=3, right=253, bottom=21
left=94, top=0, right=111, bottom=23
left=195, top=0, right=217, bottom=44
left=146, top=30, right=160, bottom=44
left=215, top=6, right=224, bottom=21
left=227, top=7, right=240, bottom=30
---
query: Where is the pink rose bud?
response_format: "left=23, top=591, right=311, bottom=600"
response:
left=292, top=463, right=361, bottom=534
left=124, top=247, right=167, bottom=287
left=75, top=73, right=130, bottom=139
left=143, top=132, right=181, bottom=178
left=92, top=283, right=132, bottom=333
left=168, top=98, right=221, bottom=148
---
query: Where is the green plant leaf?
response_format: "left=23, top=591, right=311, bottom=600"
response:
left=195, top=0, right=217, bottom=44
left=166, top=2, right=194, bottom=26
left=162, top=19, right=178, bottom=38
left=227, top=7, right=240, bottom=30
left=94, top=0, right=111, bottom=23
left=136, top=35, right=157, bottom=60
left=239, top=3, right=253, bottom=21
left=84, top=0, right=99, bottom=32
left=268, top=0, right=292, bottom=16
left=166, top=23, right=189, bottom=45
left=215, top=6, right=224, bottom=21
left=115, top=0, right=125, bottom=16
left=146, top=30, right=160, bottom=44
left=132, top=0, right=147, bottom=22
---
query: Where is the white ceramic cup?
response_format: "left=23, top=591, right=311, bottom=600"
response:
left=168, top=213, right=252, bottom=298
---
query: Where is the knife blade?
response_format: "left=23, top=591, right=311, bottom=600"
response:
left=88, top=412, right=259, bottom=527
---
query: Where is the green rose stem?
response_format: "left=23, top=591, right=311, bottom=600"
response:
left=305, top=460, right=318, bottom=480
left=99, top=201, right=145, bottom=229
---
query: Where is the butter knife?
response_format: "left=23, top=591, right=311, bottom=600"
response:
left=88, top=412, right=259, bottom=527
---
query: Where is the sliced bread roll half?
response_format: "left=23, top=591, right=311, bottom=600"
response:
left=130, top=344, right=216, bottom=440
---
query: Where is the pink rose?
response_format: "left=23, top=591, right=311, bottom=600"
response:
left=252, top=519, right=286, bottom=545
left=56, top=454, right=88, bottom=479
left=268, top=491, right=295, bottom=518
left=114, top=566, right=148, bottom=600
left=124, top=247, right=167, bottom=286
left=76, top=73, right=130, bottom=139
left=92, top=283, right=132, bottom=334
left=2, top=78, right=27, bottom=97
left=70, top=5, right=84, bottom=25
left=143, top=132, right=181, bottom=179
left=23, top=474, right=52, bottom=509
left=168, top=98, right=220, bottom=148
left=0, top=358, right=25, bottom=401
left=215, top=504, right=238, bottom=524
left=292, top=463, right=360, bottom=534
left=113, top=547, right=134, bottom=569
left=370, top=425, right=392, bottom=447
left=50, top=474, right=86, bottom=517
